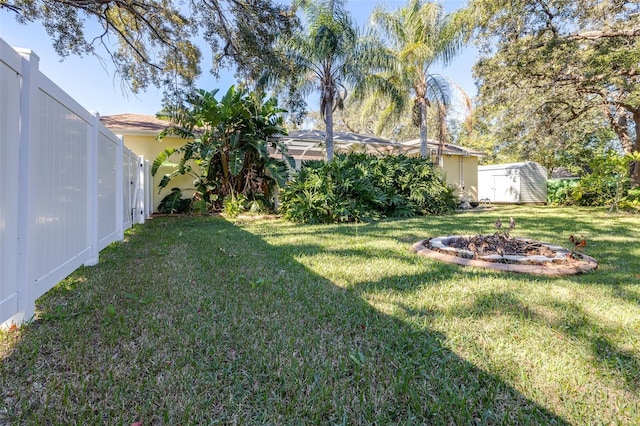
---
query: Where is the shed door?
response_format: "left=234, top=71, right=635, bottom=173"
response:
left=492, top=174, right=520, bottom=203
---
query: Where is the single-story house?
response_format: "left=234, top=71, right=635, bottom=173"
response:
left=101, top=114, right=486, bottom=210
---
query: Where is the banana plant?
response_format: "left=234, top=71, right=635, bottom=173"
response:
left=152, top=86, right=294, bottom=211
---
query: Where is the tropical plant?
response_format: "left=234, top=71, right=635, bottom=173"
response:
left=222, top=193, right=248, bottom=218
left=279, top=153, right=457, bottom=224
left=157, top=188, right=192, bottom=214
left=272, top=0, right=396, bottom=160
left=152, top=86, right=294, bottom=212
left=547, top=179, right=579, bottom=206
left=370, top=0, right=471, bottom=165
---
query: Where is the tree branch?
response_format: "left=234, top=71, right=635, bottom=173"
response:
left=566, top=28, right=640, bottom=41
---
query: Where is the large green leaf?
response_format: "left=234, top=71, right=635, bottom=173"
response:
left=264, top=160, right=290, bottom=188
left=152, top=148, right=178, bottom=176
left=229, top=150, right=246, bottom=177
left=229, top=133, right=241, bottom=150
left=158, top=171, right=181, bottom=191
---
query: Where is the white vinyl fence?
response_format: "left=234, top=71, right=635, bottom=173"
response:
left=0, top=38, right=151, bottom=326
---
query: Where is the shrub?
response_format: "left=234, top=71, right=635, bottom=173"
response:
left=279, top=153, right=457, bottom=224
left=619, top=187, right=640, bottom=212
left=547, top=178, right=579, bottom=205
left=223, top=193, right=247, bottom=218
left=571, top=152, right=639, bottom=211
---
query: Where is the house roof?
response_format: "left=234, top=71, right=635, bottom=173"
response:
left=100, top=113, right=169, bottom=135
left=278, top=129, right=401, bottom=159
left=99, top=115, right=486, bottom=160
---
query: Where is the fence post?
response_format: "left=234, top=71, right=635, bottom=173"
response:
left=115, top=135, right=125, bottom=239
left=136, top=156, right=146, bottom=224
left=15, top=49, right=39, bottom=324
left=144, top=160, right=152, bottom=219
left=85, top=112, right=99, bottom=266
left=0, top=40, right=21, bottom=327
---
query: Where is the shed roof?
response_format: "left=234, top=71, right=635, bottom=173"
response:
left=478, top=161, right=546, bottom=171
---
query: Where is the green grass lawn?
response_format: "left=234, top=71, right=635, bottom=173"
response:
left=1, top=206, right=638, bottom=424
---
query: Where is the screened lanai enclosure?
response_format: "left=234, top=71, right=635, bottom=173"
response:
left=275, top=130, right=402, bottom=164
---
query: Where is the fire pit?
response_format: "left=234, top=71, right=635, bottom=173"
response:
left=413, top=233, right=598, bottom=276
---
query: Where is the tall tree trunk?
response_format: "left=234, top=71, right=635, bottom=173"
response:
left=632, top=109, right=640, bottom=187
left=631, top=162, right=640, bottom=188
left=419, top=101, right=428, bottom=159
left=437, top=104, right=447, bottom=168
left=606, top=104, right=640, bottom=187
left=325, top=99, right=335, bottom=161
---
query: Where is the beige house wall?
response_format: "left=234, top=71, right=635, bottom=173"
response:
left=440, top=155, right=479, bottom=201
left=123, top=134, right=196, bottom=212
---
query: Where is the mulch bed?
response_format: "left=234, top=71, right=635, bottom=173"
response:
left=446, top=233, right=557, bottom=257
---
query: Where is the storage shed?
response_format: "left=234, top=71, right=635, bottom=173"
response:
left=478, top=161, right=548, bottom=204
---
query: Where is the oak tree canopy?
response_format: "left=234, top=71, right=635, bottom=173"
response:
left=468, top=0, right=640, bottom=183
left=1, top=0, right=298, bottom=98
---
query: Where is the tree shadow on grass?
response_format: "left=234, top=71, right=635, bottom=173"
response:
left=368, top=265, right=640, bottom=388
left=0, top=217, right=567, bottom=424
left=369, top=209, right=640, bottom=307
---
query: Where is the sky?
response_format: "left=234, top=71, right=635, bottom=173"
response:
left=0, top=0, right=476, bottom=118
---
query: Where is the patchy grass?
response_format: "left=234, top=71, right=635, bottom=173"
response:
left=1, top=206, right=638, bottom=424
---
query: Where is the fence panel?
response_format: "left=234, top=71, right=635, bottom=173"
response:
left=97, top=127, right=121, bottom=251
left=30, top=75, right=92, bottom=299
left=0, top=38, right=150, bottom=325
left=0, top=39, right=22, bottom=322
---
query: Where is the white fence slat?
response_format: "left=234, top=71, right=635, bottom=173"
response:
left=0, top=38, right=150, bottom=326
left=86, top=112, right=100, bottom=266
left=116, top=135, right=125, bottom=241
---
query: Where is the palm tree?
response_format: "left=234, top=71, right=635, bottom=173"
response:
left=371, top=0, right=470, bottom=166
left=279, top=0, right=396, bottom=160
